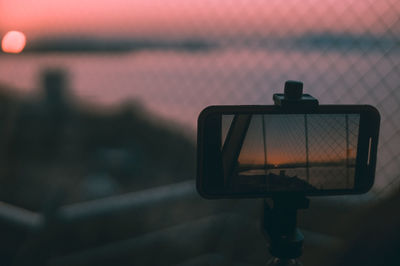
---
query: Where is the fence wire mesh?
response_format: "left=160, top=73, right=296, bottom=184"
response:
left=132, top=0, right=399, bottom=198
left=0, top=1, right=400, bottom=265
left=0, top=0, right=399, bottom=201
left=236, top=114, right=359, bottom=191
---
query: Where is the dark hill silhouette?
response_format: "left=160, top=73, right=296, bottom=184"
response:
left=0, top=71, right=195, bottom=211
left=21, top=37, right=215, bottom=53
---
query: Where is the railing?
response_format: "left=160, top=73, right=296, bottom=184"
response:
left=0, top=180, right=375, bottom=265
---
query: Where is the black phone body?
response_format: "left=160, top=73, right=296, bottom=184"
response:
left=197, top=105, right=380, bottom=199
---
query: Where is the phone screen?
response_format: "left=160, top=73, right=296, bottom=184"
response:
left=197, top=105, right=379, bottom=198
left=221, top=114, right=360, bottom=192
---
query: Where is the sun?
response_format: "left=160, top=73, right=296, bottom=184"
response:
left=1, top=31, right=27, bottom=54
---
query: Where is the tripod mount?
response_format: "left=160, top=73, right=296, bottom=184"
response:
left=262, top=195, right=309, bottom=265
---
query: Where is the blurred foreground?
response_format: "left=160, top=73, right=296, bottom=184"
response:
left=0, top=69, right=195, bottom=210
left=0, top=70, right=398, bottom=265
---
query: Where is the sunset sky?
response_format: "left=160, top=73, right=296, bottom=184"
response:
left=226, top=114, right=360, bottom=166
left=1, top=0, right=399, bottom=41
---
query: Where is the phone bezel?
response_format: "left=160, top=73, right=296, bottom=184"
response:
left=197, top=105, right=380, bottom=199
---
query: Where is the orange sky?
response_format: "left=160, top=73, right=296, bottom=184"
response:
left=1, top=0, right=399, bottom=41
left=230, top=114, right=359, bottom=166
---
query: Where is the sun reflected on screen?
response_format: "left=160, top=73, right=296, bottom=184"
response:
left=1, top=31, right=26, bottom=54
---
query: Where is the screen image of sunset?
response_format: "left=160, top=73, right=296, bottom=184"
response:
left=222, top=114, right=360, bottom=190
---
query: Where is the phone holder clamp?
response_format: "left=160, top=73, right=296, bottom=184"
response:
left=273, top=81, right=319, bottom=109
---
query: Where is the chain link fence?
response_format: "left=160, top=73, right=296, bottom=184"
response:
left=235, top=114, right=359, bottom=191
left=0, top=1, right=399, bottom=264
left=307, top=114, right=359, bottom=189
left=135, top=0, right=399, bottom=198
left=0, top=1, right=399, bottom=200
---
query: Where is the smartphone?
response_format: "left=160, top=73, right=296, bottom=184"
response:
left=197, top=105, right=380, bottom=198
